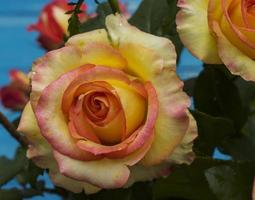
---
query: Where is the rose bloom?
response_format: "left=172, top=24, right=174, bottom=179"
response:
left=28, top=0, right=88, bottom=50
left=18, top=14, right=197, bottom=194
left=177, top=0, right=255, bottom=81
left=0, top=70, right=30, bottom=110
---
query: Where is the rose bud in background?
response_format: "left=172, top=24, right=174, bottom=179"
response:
left=0, top=70, right=30, bottom=111
left=28, top=0, right=88, bottom=51
left=119, top=1, right=130, bottom=18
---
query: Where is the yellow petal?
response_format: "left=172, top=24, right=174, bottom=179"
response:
left=177, top=0, right=222, bottom=63
left=66, top=29, right=110, bottom=49
left=108, top=80, right=147, bottom=138
left=118, top=42, right=163, bottom=80
left=141, top=69, right=191, bottom=166
left=168, top=112, right=197, bottom=165
left=81, top=42, right=127, bottom=70
left=209, top=0, right=255, bottom=58
left=17, top=102, right=52, bottom=168
left=106, top=14, right=176, bottom=70
left=31, top=46, right=84, bottom=109
left=212, top=22, right=255, bottom=81
left=49, top=168, right=101, bottom=194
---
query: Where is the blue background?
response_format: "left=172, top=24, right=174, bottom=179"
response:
left=0, top=1, right=227, bottom=199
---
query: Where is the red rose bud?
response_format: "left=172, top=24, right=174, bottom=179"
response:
left=119, top=1, right=130, bottom=18
left=0, top=70, right=30, bottom=110
left=28, top=0, right=88, bottom=50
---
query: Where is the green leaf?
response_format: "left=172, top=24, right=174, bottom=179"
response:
left=219, top=109, right=255, bottom=161
left=205, top=163, right=255, bottom=200
left=80, top=2, right=112, bottom=32
left=16, top=161, right=44, bottom=188
left=191, top=110, right=235, bottom=156
left=0, top=187, right=45, bottom=199
left=218, top=98, right=255, bottom=161
left=0, top=147, right=27, bottom=186
left=153, top=157, right=255, bottom=200
left=183, top=78, right=196, bottom=97
left=129, top=0, right=172, bottom=33
left=0, top=189, right=23, bottom=200
left=153, top=157, right=229, bottom=200
left=108, top=0, right=120, bottom=13
left=194, top=65, right=246, bottom=131
left=129, top=0, right=183, bottom=58
left=67, top=0, right=85, bottom=37
left=88, top=182, right=153, bottom=200
left=235, top=77, right=255, bottom=113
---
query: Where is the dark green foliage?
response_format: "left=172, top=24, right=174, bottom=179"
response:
left=80, top=2, right=112, bottom=32
left=67, top=0, right=85, bottom=37
left=129, top=0, right=183, bottom=58
left=194, top=65, right=246, bottom=131
left=191, top=110, right=235, bottom=156
left=0, top=147, right=26, bottom=186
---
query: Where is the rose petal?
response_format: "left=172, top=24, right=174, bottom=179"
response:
left=81, top=42, right=127, bottom=70
left=76, top=82, right=158, bottom=159
left=17, top=102, right=53, bottom=168
left=141, top=68, right=191, bottom=166
left=49, top=168, right=101, bottom=194
left=107, top=79, right=147, bottom=138
left=66, top=29, right=109, bottom=49
left=168, top=112, right=197, bottom=165
left=53, top=130, right=154, bottom=189
left=212, top=21, right=255, bottom=81
left=52, top=6, right=70, bottom=35
left=35, top=66, right=101, bottom=161
left=208, top=0, right=255, bottom=58
left=31, top=46, right=85, bottom=109
left=117, top=42, right=164, bottom=80
left=106, top=14, right=176, bottom=69
left=54, top=151, right=130, bottom=189
left=177, top=0, right=222, bottom=63
left=125, top=163, right=171, bottom=188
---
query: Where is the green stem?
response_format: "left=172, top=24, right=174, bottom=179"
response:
left=0, top=111, right=28, bottom=147
left=108, top=0, right=120, bottom=14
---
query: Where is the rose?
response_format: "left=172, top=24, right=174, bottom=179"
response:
left=0, top=70, right=30, bottom=110
left=28, top=0, right=87, bottom=50
left=177, top=0, right=255, bottom=81
left=18, top=14, right=197, bottom=194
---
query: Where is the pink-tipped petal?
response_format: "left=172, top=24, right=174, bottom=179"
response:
left=168, top=112, right=198, bottom=165
left=18, top=102, right=53, bottom=168
left=35, top=65, right=101, bottom=161
left=54, top=151, right=130, bottom=189
left=49, top=168, right=101, bottom=194
left=76, top=82, right=158, bottom=159
left=31, top=46, right=85, bottom=110
left=142, top=68, right=191, bottom=166
left=212, top=21, right=255, bottom=81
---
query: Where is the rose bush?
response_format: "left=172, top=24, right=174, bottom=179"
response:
left=28, top=0, right=88, bottom=50
left=177, top=0, right=255, bottom=81
left=0, top=70, right=30, bottom=110
left=18, top=14, right=197, bottom=194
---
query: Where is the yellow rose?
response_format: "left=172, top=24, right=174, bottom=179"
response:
left=177, top=0, right=255, bottom=81
left=18, top=14, right=197, bottom=194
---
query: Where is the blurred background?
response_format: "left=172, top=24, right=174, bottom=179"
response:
left=0, top=0, right=202, bottom=199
